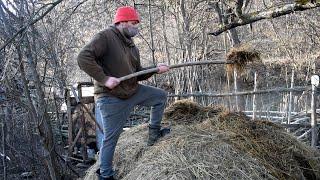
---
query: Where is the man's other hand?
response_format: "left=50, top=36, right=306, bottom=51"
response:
left=157, top=63, right=170, bottom=74
left=104, top=77, right=120, bottom=89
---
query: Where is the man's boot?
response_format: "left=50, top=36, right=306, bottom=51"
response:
left=96, top=169, right=116, bottom=180
left=148, top=125, right=161, bottom=146
left=148, top=125, right=171, bottom=146
left=160, top=127, right=171, bottom=136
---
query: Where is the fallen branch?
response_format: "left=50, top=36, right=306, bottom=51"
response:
left=209, top=2, right=320, bottom=36
left=119, top=60, right=229, bottom=82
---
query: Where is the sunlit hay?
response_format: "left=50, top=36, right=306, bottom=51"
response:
left=163, top=99, right=224, bottom=125
left=226, top=45, right=261, bottom=74
left=83, top=124, right=149, bottom=180
left=84, top=160, right=100, bottom=180
left=123, top=123, right=275, bottom=180
left=211, top=112, right=320, bottom=179
left=113, top=124, right=150, bottom=179
left=84, top=101, right=320, bottom=180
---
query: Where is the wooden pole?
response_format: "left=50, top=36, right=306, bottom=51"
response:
left=234, top=67, right=239, bottom=111
left=311, top=82, right=318, bottom=147
left=288, top=69, right=295, bottom=125
left=78, top=85, right=88, bottom=161
left=66, top=90, right=73, bottom=156
left=252, top=72, right=257, bottom=120
left=118, top=60, right=228, bottom=82
left=226, top=69, right=231, bottom=111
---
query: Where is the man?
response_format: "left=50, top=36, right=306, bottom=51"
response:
left=77, top=6, right=169, bottom=180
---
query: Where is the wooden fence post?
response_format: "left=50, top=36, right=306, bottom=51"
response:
left=311, top=75, right=319, bottom=147
left=288, top=69, right=295, bottom=125
left=252, top=72, right=257, bottom=120
left=234, top=67, right=239, bottom=111
left=66, top=89, right=73, bottom=156
left=78, top=84, right=88, bottom=161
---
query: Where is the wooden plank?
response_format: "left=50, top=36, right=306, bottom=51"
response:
left=244, top=111, right=300, bottom=115
left=291, top=117, right=310, bottom=124
left=69, top=127, right=83, bottom=154
left=280, top=123, right=312, bottom=128
left=70, top=96, right=94, bottom=106
left=298, top=129, right=312, bottom=140
left=246, top=114, right=285, bottom=120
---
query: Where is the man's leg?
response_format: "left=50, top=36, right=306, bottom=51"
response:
left=96, top=96, right=132, bottom=178
left=129, top=85, right=168, bottom=145
left=95, top=104, right=104, bottom=150
left=130, top=84, right=167, bottom=126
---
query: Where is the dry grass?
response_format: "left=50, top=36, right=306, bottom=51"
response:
left=163, top=99, right=225, bottom=125
left=226, top=45, right=261, bottom=73
left=84, top=100, right=320, bottom=180
left=212, top=111, right=320, bottom=179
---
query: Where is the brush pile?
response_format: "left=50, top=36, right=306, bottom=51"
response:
left=84, top=100, right=320, bottom=180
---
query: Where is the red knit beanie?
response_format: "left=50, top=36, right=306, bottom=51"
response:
left=113, top=6, right=140, bottom=24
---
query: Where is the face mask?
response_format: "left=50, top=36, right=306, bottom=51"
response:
left=122, top=26, right=139, bottom=38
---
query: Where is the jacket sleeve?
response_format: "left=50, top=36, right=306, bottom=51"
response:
left=77, top=32, right=109, bottom=85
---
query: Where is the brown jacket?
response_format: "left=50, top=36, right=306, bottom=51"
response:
left=77, top=25, right=153, bottom=99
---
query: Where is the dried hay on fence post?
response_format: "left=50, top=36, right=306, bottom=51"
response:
left=84, top=100, right=320, bottom=180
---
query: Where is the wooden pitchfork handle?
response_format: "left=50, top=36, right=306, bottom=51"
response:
left=118, top=60, right=230, bottom=82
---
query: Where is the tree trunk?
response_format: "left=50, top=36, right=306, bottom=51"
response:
left=24, top=35, right=64, bottom=179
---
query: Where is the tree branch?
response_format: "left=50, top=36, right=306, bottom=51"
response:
left=209, top=2, right=320, bottom=36
left=0, top=0, right=63, bottom=51
left=235, top=0, right=244, bottom=18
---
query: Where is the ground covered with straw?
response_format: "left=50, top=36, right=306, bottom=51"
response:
left=84, top=100, right=320, bottom=180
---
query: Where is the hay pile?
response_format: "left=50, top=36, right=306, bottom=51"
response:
left=84, top=100, right=320, bottom=180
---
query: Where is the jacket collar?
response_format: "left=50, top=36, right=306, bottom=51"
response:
left=109, top=25, right=135, bottom=47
